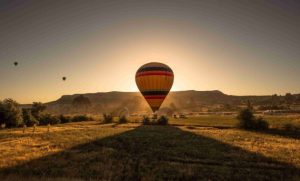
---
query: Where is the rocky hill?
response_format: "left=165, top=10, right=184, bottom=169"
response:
left=42, top=90, right=299, bottom=115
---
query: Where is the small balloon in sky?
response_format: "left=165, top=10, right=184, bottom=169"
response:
left=62, top=77, right=67, bottom=81
left=135, top=62, right=174, bottom=113
left=14, top=62, right=18, bottom=66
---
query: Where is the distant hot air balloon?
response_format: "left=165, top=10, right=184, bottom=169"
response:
left=14, top=62, right=18, bottom=66
left=135, top=62, right=174, bottom=113
left=62, top=77, right=66, bottom=81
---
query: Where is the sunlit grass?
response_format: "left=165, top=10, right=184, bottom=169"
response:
left=0, top=121, right=134, bottom=169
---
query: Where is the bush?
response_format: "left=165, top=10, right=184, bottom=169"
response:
left=142, top=116, right=151, bottom=125
left=118, top=116, right=127, bottom=124
left=71, top=115, right=92, bottom=122
left=157, top=116, right=168, bottom=125
left=22, top=109, right=39, bottom=127
left=59, top=115, right=72, bottom=124
left=237, top=109, right=269, bottom=130
left=0, top=99, right=23, bottom=128
left=103, top=113, right=113, bottom=123
left=39, top=114, right=60, bottom=125
left=255, top=117, right=269, bottom=130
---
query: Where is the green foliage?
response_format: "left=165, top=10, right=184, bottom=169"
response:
left=157, top=115, right=169, bottom=125
left=103, top=113, right=113, bottom=123
left=31, top=102, right=46, bottom=120
left=71, top=115, right=92, bottom=122
left=118, top=116, right=127, bottom=124
left=255, top=117, right=269, bottom=130
left=0, top=99, right=23, bottom=128
left=22, top=109, right=39, bottom=127
left=39, top=114, right=60, bottom=125
left=59, top=115, right=72, bottom=124
left=237, top=109, right=255, bottom=129
left=237, top=109, right=268, bottom=130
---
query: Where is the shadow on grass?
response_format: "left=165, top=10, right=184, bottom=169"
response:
left=245, top=128, right=300, bottom=139
left=0, top=126, right=299, bottom=180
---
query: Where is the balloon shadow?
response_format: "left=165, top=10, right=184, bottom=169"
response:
left=0, top=125, right=299, bottom=180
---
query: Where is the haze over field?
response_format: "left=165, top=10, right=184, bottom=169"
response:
left=1, top=0, right=300, bottom=103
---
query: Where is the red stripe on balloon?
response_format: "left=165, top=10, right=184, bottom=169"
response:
left=136, top=71, right=173, bottom=77
left=145, top=95, right=166, bottom=99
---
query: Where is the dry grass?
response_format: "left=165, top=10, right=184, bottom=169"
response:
left=181, top=126, right=300, bottom=168
left=0, top=116, right=299, bottom=180
left=0, top=121, right=135, bottom=169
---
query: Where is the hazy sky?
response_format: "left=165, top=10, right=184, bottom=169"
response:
left=0, top=0, right=300, bottom=103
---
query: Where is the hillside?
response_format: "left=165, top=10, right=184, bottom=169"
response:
left=42, top=90, right=299, bottom=115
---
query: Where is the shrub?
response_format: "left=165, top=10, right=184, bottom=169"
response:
left=103, top=113, right=113, bottom=123
left=0, top=99, right=23, bottom=128
left=237, top=109, right=269, bottom=130
left=157, top=115, right=168, bottom=125
left=59, top=114, right=72, bottom=124
left=255, top=117, right=269, bottom=130
left=22, top=109, right=39, bottom=127
left=39, top=114, right=60, bottom=125
left=71, top=115, right=91, bottom=122
left=118, top=116, right=127, bottom=124
left=142, top=116, right=151, bottom=125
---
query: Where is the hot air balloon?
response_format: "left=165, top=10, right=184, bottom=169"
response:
left=135, top=62, right=174, bottom=113
left=14, top=62, right=18, bottom=66
left=62, top=77, right=66, bottom=81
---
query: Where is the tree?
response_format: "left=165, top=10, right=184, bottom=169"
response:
left=237, top=109, right=254, bottom=129
left=237, top=108, right=268, bottom=130
left=31, top=102, right=46, bottom=119
left=22, top=109, right=38, bottom=127
left=0, top=99, right=23, bottom=127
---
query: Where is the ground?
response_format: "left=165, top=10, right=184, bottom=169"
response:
left=0, top=116, right=300, bottom=180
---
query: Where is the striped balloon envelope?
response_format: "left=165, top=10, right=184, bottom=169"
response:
left=135, top=62, right=174, bottom=112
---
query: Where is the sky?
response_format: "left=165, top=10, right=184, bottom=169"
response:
left=0, top=0, right=300, bottom=103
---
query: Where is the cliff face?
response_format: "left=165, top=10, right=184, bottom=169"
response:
left=41, top=90, right=291, bottom=115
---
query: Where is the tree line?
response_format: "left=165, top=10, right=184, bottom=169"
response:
left=0, top=99, right=94, bottom=128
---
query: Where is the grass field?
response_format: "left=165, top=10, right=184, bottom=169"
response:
left=0, top=115, right=300, bottom=180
